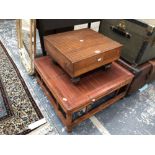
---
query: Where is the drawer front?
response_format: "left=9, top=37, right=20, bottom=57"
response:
left=74, top=48, right=120, bottom=77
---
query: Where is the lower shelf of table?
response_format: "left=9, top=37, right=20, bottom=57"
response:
left=36, top=71, right=130, bottom=132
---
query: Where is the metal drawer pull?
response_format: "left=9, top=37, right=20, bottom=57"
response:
left=97, top=58, right=102, bottom=62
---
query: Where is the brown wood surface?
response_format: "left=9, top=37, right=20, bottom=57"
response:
left=117, top=58, right=155, bottom=95
left=37, top=74, right=127, bottom=132
left=44, top=28, right=122, bottom=78
left=127, top=62, right=154, bottom=95
left=35, top=56, right=133, bottom=113
left=148, top=60, right=155, bottom=83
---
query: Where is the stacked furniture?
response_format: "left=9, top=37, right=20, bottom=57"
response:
left=100, top=19, right=155, bottom=94
left=35, top=22, right=134, bottom=132
left=35, top=19, right=155, bottom=132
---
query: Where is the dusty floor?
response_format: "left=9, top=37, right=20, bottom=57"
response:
left=0, top=20, right=155, bottom=135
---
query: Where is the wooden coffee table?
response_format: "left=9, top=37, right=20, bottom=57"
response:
left=35, top=56, right=133, bottom=132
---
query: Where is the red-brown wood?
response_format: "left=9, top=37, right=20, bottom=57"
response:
left=117, top=58, right=155, bottom=95
left=35, top=56, right=133, bottom=132
left=44, top=28, right=122, bottom=78
left=148, top=60, right=155, bottom=82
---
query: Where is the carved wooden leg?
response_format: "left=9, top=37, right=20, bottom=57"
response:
left=100, top=63, right=112, bottom=71
left=71, top=77, right=81, bottom=84
left=104, top=63, right=111, bottom=71
left=66, top=126, right=72, bottom=133
left=52, top=60, right=59, bottom=66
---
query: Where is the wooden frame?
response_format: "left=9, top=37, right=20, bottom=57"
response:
left=34, top=56, right=133, bottom=132
left=16, top=19, right=36, bottom=75
left=36, top=70, right=131, bottom=132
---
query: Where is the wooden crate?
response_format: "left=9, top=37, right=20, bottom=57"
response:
left=117, top=59, right=155, bottom=95
left=148, top=60, right=155, bottom=83
left=34, top=56, right=133, bottom=132
left=44, top=28, right=122, bottom=81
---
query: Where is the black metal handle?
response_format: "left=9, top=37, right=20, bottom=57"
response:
left=110, top=26, right=131, bottom=39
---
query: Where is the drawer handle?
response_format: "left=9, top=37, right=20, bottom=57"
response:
left=97, top=58, right=102, bottom=62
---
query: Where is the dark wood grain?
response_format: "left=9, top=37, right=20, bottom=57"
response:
left=148, top=60, right=155, bottom=82
left=128, top=63, right=152, bottom=95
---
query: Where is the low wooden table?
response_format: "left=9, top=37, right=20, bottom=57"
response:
left=44, top=28, right=122, bottom=82
left=35, top=56, right=134, bottom=132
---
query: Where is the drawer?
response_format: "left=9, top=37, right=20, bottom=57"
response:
left=74, top=48, right=120, bottom=71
